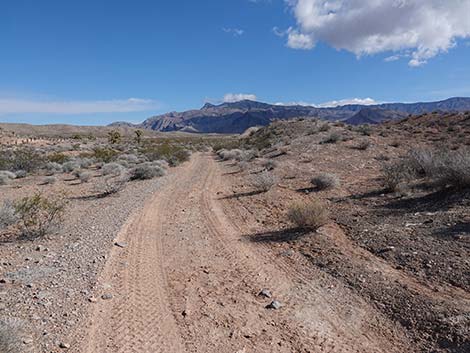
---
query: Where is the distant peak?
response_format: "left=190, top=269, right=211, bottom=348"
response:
left=202, top=102, right=216, bottom=109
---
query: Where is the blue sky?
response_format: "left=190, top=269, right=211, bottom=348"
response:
left=1, top=0, right=470, bottom=125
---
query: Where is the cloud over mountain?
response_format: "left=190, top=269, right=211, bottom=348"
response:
left=285, top=0, right=470, bottom=66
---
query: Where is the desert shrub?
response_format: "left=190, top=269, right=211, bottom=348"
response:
left=322, top=132, right=341, bottom=144
left=48, top=152, right=69, bottom=164
left=78, top=171, right=93, bottom=183
left=287, top=200, right=329, bottom=230
left=14, top=170, right=27, bottom=178
left=45, top=162, right=63, bottom=175
left=0, top=148, right=44, bottom=172
left=130, top=164, right=165, bottom=180
left=356, top=125, right=372, bottom=136
left=0, top=201, right=18, bottom=229
left=76, top=157, right=94, bottom=169
left=238, top=149, right=257, bottom=162
left=13, top=193, right=66, bottom=238
left=42, top=176, right=57, bottom=185
left=355, top=139, right=371, bottom=150
left=311, top=173, right=340, bottom=190
left=0, top=170, right=16, bottom=180
left=251, top=171, right=277, bottom=192
left=381, top=160, right=414, bottom=192
left=168, top=149, right=191, bottom=166
left=416, top=148, right=470, bottom=189
left=140, top=143, right=190, bottom=165
left=87, top=147, right=118, bottom=163
left=0, top=171, right=15, bottom=185
left=260, top=159, right=277, bottom=171
left=102, top=162, right=125, bottom=176
left=118, top=154, right=139, bottom=164
left=238, top=161, right=249, bottom=171
left=95, top=175, right=128, bottom=197
left=62, top=161, right=80, bottom=173
left=318, top=123, right=331, bottom=132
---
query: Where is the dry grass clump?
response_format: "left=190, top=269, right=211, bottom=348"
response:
left=251, top=171, right=277, bottom=192
left=311, top=173, right=340, bottom=190
left=287, top=200, right=329, bottom=230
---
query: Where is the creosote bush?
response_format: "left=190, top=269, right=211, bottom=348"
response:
left=287, top=200, right=329, bottom=230
left=311, top=173, right=340, bottom=190
left=13, top=193, right=67, bottom=238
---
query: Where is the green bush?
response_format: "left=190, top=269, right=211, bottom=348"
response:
left=14, top=193, right=66, bottom=238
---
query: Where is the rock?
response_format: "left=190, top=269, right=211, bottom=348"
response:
left=114, top=242, right=128, bottom=248
left=59, top=342, right=70, bottom=349
left=88, top=297, right=98, bottom=303
left=101, top=293, right=113, bottom=300
left=258, top=289, right=272, bottom=298
left=266, top=300, right=281, bottom=310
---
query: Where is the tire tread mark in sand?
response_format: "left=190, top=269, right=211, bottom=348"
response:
left=208, top=157, right=412, bottom=353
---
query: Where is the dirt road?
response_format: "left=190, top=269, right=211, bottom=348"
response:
left=83, top=153, right=411, bottom=353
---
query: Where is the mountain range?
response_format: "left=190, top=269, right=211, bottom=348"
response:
left=111, top=97, right=470, bottom=134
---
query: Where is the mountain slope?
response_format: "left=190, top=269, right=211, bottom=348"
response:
left=112, top=97, right=470, bottom=133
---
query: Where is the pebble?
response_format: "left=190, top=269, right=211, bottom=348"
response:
left=59, top=342, right=70, bottom=349
left=101, top=293, right=113, bottom=300
left=266, top=300, right=281, bottom=310
left=114, top=242, right=128, bottom=248
left=258, top=289, right=272, bottom=298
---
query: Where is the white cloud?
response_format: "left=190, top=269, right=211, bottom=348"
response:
left=315, top=97, right=378, bottom=107
left=223, top=93, right=258, bottom=103
left=0, top=97, right=160, bottom=114
left=222, top=27, right=245, bottom=37
left=285, top=0, right=470, bottom=66
left=275, top=97, right=379, bottom=107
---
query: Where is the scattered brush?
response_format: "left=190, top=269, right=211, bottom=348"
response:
left=355, top=139, right=371, bottom=150
left=287, top=200, right=329, bottom=230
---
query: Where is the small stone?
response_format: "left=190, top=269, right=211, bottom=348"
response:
left=23, top=338, right=33, bottom=345
left=88, top=297, right=98, bottom=303
left=258, top=289, right=272, bottom=298
left=59, top=342, right=70, bottom=349
left=114, top=242, right=127, bottom=248
left=101, top=293, right=113, bottom=300
left=266, top=300, right=281, bottom=310
left=182, top=310, right=188, bottom=317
